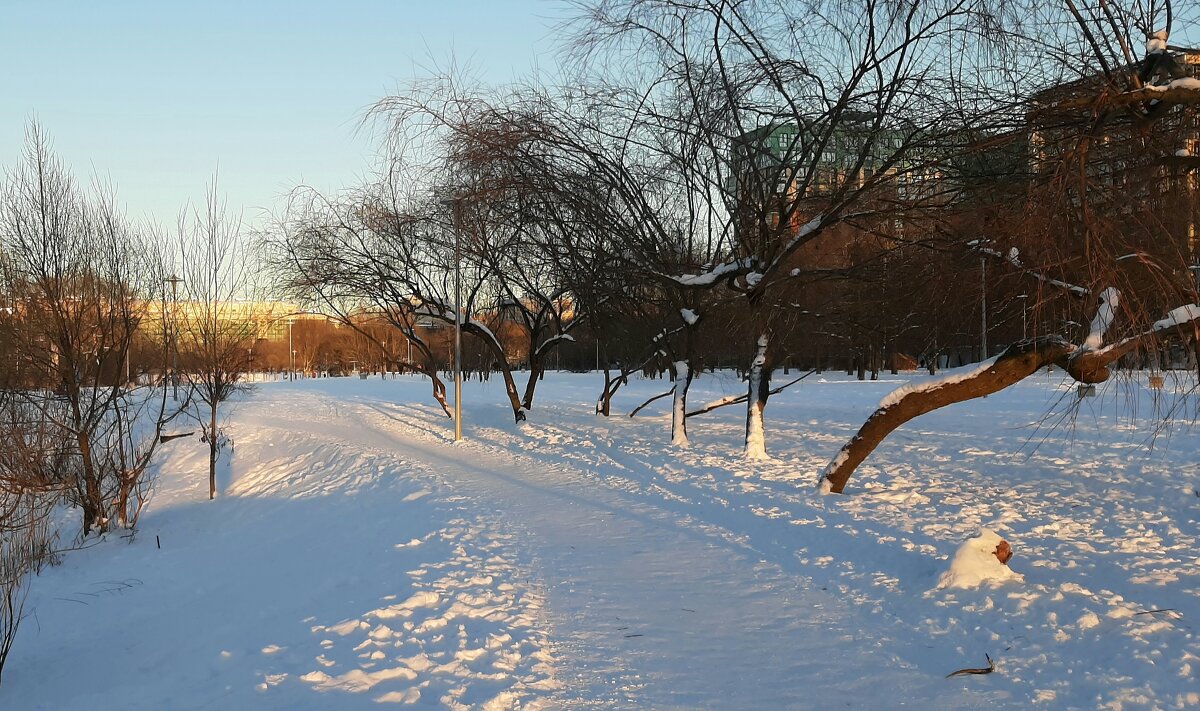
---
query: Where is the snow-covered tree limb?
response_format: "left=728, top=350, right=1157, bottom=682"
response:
left=685, top=370, right=814, bottom=418
left=978, top=246, right=1090, bottom=299
left=820, top=296, right=1200, bottom=494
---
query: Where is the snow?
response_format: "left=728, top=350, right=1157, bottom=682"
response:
left=671, top=360, right=689, bottom=447
left=1146, top=77, right=1200, bottom=92
left=937, top=528, right=1024, bottom=589
left=1153, top=304, right=1200, bottom=331
left=670, top=257, right=752, bottom=287
left=1084, top=287, right=1119, bottom=349
left=680, top=307, right=699, bottom=325
left=1147, top=30, right=1168, bottom=55
left=6, top=371, right=1200, bottom=708
left=877, top=357, right=999, bottom=410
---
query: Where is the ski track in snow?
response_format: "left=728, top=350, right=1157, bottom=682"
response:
left=6, top=371, right=1200, bottom=709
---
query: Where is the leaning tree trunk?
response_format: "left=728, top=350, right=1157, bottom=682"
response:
left=521, top=362, right=542, bottom=411
left=597, top=367, right=614, bottom=416
left=817, top=285, right=1200, bottom=493
left=820, top=337, right=1078, bottom=493
left=670, top=360, right=692, bottom=447
left=495, top=362, right=527, bottom=422
left=744, top=333, right=772, bottom=460
left=426, top=365, right=453, bottom=418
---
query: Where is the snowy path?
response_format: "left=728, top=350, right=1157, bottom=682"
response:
left=8, top=373, right=1196, bottom=709
left=244, top=385, right=1004, bottom=709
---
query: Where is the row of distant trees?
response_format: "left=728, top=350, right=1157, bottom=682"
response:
left=272, top=0, right=1200, bottom=463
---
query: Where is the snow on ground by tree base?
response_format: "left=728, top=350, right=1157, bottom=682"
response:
left=5, top=371, right=1199, bottom=709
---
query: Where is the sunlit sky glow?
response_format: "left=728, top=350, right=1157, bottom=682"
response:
left=2, top=0, right=566, bottom=228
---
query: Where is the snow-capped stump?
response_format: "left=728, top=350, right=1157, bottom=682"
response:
left=937, top=529, right=1023, bottom=589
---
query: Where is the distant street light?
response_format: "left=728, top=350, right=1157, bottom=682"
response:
left=1016, top=294, right=1028, bottom=340
left=165, top=274, right=183, bottom=401
left=287, top=318, right=295, bottom=380
left=979, top=256, right=988, bottom=360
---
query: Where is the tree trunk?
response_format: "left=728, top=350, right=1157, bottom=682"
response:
left=671, top=360, right=691, bottom=447
left=209, top=404, right=218, bottom=500
left=498, top=364, right=527, bottom=422
left=597, top=368, right=614, bottom=416
left=77, top=432, right=104, bottom=534
left=428, top=369, right=452, bottom=418
left=820, top=338, right=1074, bottom=493
left=744, top=333, right=771, bottom=460
left=522, top=363, right=542, bottom=410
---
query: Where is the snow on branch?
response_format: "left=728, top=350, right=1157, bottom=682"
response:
left=1154, top=304, right=1200, bottom=331
left=1094, top=303, right=1200, bottom=359
left=532, top=333, right=576, bottom=359
left=1083, top=287, right=1119, bottom=350
left=821, top=294, right=1200, bottom=494
left=666, top=257, right=755, bottom=287
left=762, top=214, right=826, bottom=276
left=875, top=358, right=1001, bottom=412
left=977, top=245, right=1090, bottom=298
left=412, top=299, right=508, bottom=356
left=1114, top=77, right=1200, bottom=106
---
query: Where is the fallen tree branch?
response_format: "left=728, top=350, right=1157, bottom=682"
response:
left=158, top=431, right=196, bottom=444
left=946, top=654, right=995, bottom=678
left=597, top=326, right=688, bottom=415
left=685, top=370, right=815, bottom=418
left=628, top=389, right=673, bottom=417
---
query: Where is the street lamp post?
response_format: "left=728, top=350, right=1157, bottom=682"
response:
left=287, top=318, right=295, bottom=380
left=1016, top=294, right=1028, bottom=341
left=165, top=274, right=183, bottom=401
left=450, top=200, right=463, bottom=442
left=979, top=256, right=988, bottom=360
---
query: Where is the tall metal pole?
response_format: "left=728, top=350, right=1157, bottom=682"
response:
left=288, top=319, right=294, bottom=380
left=166, top=275, right=182, bottom=400
left=979, top=256, right=988, bottom=360
left=453, top=200, right=464, bottom=442
left=1017, top=294, right=1028, bottom=340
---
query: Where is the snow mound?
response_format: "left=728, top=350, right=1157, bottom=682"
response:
left=937, top=529, right=1023, bottom=589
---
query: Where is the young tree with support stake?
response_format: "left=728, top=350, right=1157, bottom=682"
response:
left=175, top=176, right=257, bottom=500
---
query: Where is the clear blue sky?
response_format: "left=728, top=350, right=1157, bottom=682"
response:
left=1, top=0, right=568, bottom=228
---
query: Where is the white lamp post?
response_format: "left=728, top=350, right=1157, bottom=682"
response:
left=1016, top=294, right=1028, bottom=340
left=449, top=200, right=463, bottom=442
left=165, top=274, right=183, bottom=400
left=287, top=318, right=295, bottom=380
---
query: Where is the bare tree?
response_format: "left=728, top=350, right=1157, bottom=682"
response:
left=175, top=176, right=256, bottom=500
left=0, top=126, right=173, bottom=533
left=270, top=185, right=457, bottom=418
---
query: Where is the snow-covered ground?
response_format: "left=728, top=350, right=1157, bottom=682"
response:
left=5, top=369, right=1198, bottom=709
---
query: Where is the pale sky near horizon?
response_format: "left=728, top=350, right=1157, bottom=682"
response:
left=1, top=0, right=568, bottom=229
